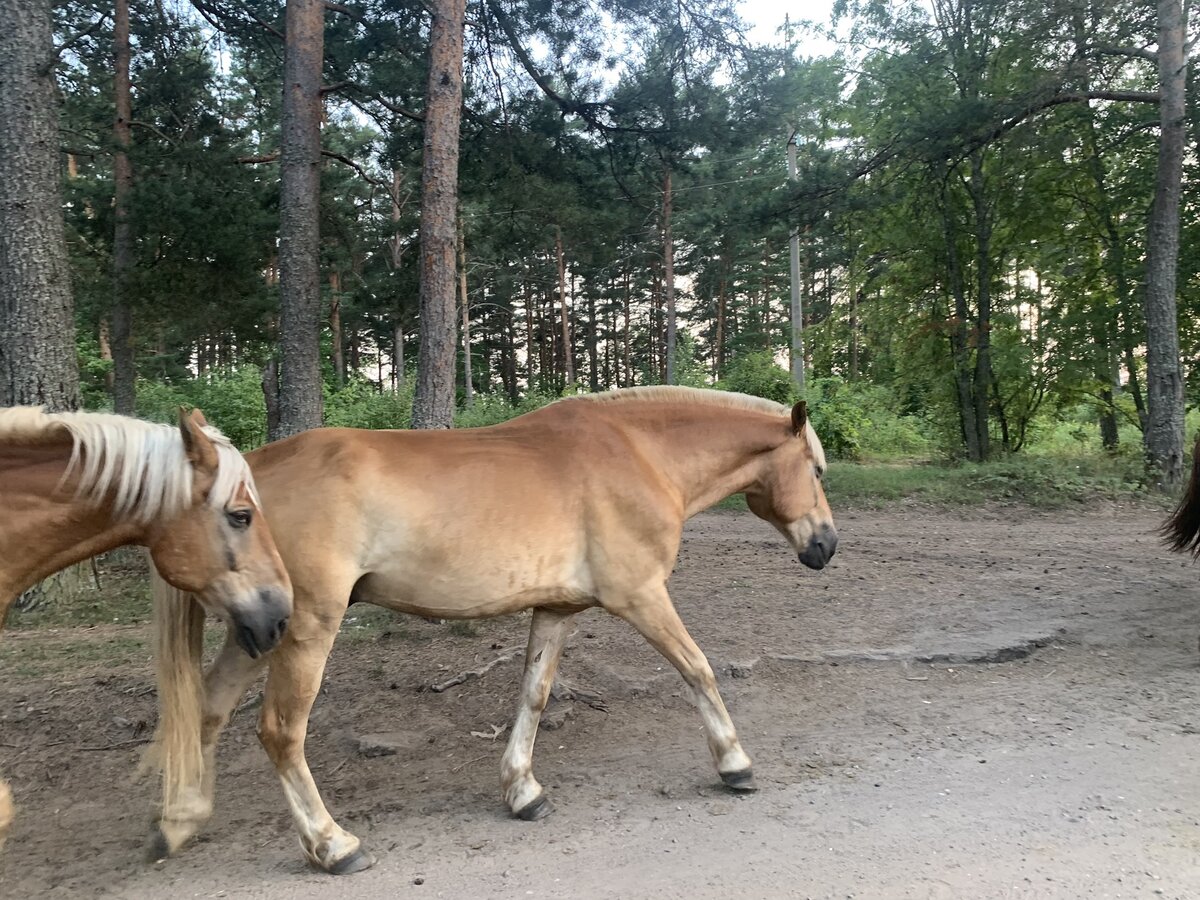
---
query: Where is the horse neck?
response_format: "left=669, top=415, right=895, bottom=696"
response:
left=0, top=444, right=142, bottom=604
left=614, top=404, right=785, bottom=518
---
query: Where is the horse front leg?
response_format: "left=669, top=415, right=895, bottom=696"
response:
left=257, top=595, right=370, bottom=875
left=0, top=778, right=12, bottom=851
left=150, top=629, right=267, bottom=859
left=603, top=587, right=755, bottom=790
left=500, top=608, right=576, bottom=820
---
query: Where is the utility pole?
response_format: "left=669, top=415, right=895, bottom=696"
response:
left=787, top=132, right=806, bottom=395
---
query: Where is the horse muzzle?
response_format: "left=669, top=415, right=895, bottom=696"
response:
left=798, top=523, right=838, bottom=570
left=232, top=587, right=291, bottom=658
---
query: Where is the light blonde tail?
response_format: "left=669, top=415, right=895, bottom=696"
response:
left=148, top=566, right=206, bottom=815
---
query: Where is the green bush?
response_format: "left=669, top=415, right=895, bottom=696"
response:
left=324, top=377, right=412, bottom=431
left=716, top=351, right=796, bottom=404
left=136, top=366, right=267, bottom=449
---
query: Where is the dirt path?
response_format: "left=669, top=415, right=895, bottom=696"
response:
left=3, top=504, right=1200, bottom=899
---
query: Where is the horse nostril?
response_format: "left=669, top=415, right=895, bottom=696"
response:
left=275, top=617, right=289, bottom=642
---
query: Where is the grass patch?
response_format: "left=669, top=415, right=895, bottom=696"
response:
left=826, top=455, right=1158, bottom=509
left=714, top=454, right=1163, bottom=511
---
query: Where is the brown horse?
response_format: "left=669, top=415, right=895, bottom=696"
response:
left=151, top=387, right=836, bottom=873
left=1164, top=435, right=1200, bottom=558
left=0, top=406, right=292, bottom=853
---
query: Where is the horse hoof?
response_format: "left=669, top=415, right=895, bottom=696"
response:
left=328, top=847, right=375, bottom=876
left=720, top=769, right=758, bottom=792
left=515, top=794, right=553, bottom=821
left=145, top=825, right=171, bottom=864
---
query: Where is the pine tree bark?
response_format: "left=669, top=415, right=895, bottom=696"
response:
left=110, top=0, right=136, bottom=415
left=0, top=0, right=81, bottom=411
left=968, top=153, right=992, bottom=461
left=458, top=223, right=473, bottom=406
left=390, top=168, right=406, bottom=391
left=275, top=0, right=325, bottom=439
left=329, top=271, right=345, bottom=387
left=411, top=0, right=465, bottom=429
left=662, top=166, right=676, bottom=385
left=1142, top=0, right=1187, bottom=485
left=556, top=226, right=575, bottom=389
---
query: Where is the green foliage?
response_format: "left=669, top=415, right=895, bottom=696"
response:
left=807, top=378, right=932, bottom=461
left=324, top=377, right=413, bottom=431
left=136, top=366, right=267, bottom=449
left=455, top=391, right=556, bottom=428
left=716, top=351, right=796, bottom=404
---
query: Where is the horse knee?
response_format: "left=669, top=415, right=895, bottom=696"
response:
left=256, top=708, right=299, bottom=767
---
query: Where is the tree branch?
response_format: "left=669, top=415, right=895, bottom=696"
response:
left=48, top=14, right=109, bottom=70
left=1088, top=44, right=1158, bottom=63
left=324, top=1, right=365, bottom=20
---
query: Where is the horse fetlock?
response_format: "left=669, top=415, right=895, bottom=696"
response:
left=715, top=744, right=752, bottom=775
left=503, top=772, right=546, bottom=818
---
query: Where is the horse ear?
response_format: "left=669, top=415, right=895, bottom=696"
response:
left=179, top=407, right=218, bottom=474
left=791, top=400, right=808, bottom=436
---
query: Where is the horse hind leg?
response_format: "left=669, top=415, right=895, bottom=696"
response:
left=0, top=778, right=12, bottom=851
left=256, top=579, right=371, bottom=875
left=500, top=608, right=576, bottom=820
left=150, top=629, right=267, bottom=860
left=604, top=587, right=755, bottom=790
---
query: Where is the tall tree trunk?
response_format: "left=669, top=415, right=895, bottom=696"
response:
left=662, top=166, right=676, bottom=385
left=411, top=0, right=465, bottom=429
left=523, top=272, right=536, bottom=391
left=262, top=358, right=281, bottom=438
left=110, top=0, right=136, bottom=414
left=556, top=226, right=575, bottom=389
left=0, top=0, right=82, bottom=411
left=390, top=168, right=407, bottom=392
left=849, top=289, right=861, bottom=381
left=968, top=153, right=992, bottom=460
left=586, top=281, right=598, bottom=392
left=941, top=191, right=981, bottom=462
left=329, top=271, right=345, bottom=387
left=393, top=321, right=405, bottom=391
left=275, top=0, right=325, bottom=439
left=458, top=222, right=473, bottom=406
left=1142, top=0, right=1188, bottom=485
left=622, top=266, right=632, bottom=387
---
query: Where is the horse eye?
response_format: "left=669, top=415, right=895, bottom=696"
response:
left=227, top=509, right=253, bottom=529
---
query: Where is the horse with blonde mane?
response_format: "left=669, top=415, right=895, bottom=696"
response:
left=0, top=407, right=292, bottom=854
left=151, top=386, right=837, bottom=873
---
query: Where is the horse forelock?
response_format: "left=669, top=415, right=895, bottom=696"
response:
left=0, top=406, right=255, bottom=523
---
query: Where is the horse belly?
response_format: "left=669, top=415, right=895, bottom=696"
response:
left=355, top=545, right=596, bottom=620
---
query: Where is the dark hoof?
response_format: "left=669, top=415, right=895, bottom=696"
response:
left=515, top=794, right=553, bottom=821
left=145, top=825, right=171, bottom=864
left=328, top=847, right=375, bottom=876
left=720, top=769, right=758, bottom=792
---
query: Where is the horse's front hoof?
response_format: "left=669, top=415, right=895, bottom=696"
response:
left=515, top=793, right=553, bottom=821
left=145, top=825, right=172, bottom=863
left=720, top=768, right=758, bottom=792
left=327, top=846, right=376, bottom=876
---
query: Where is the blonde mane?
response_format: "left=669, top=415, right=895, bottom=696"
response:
left=562, top=385, right=788, bottom=414
left=0, top=406, right=256, bottom=523
left=559, top=386, right=826, bottom=469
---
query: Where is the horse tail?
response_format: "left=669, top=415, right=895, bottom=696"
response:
left=1163, top=434, right=1200, bottom=557
left=144, top=565, right=206, bottom=815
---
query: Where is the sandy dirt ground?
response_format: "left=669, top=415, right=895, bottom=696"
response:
left=3, top=503, right=1200, bottom=899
